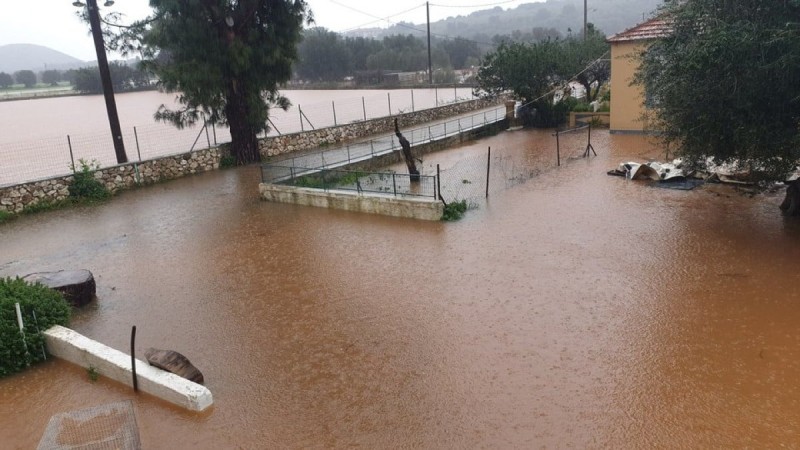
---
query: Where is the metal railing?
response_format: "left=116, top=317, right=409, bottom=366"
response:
left=262, top=165, right=437, bottom=199
left=266, top=105, right=506, bottom=173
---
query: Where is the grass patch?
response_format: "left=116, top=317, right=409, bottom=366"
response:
left=0, top=210, right=11, bottom=224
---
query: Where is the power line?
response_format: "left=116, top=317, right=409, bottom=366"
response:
left=337, top=3, right=427, bottom=33
left=430, top=0, right=520, bottom=8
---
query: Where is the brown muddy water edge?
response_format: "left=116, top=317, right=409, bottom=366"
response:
left=1, top=130, right=799, bottom=448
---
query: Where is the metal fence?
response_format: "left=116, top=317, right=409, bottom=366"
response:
left=0, top=87, right=475, bottom=188
left=262, top=165, right=437, bottom=199
left=267, top=105, right=506, bottom=172
left=436, top=125, right=600, bottom=205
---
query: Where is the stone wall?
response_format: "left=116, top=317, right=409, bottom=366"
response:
left=259, top=96, right=504, bottom=157
left=1, top=96, right=502, bottom=215
left=0, top=148, right=220, bottom=214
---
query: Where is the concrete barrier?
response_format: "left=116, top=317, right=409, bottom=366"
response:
left=43, top=325, right=213, bottom=412
left=259, top=184, right=444, bottom=221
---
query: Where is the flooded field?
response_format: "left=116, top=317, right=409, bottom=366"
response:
left=1, top=129, right=799, bottom=448
left=0, top=88, right=473, bottom=186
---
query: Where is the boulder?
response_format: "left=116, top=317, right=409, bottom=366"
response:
left=145, top=348, right=204, bottom=385
left=23, top=270, right=96, bottom=307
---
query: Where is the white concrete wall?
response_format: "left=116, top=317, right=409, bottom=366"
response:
left=259, top=184, right=444, bottom=221
left=43, top=325, right=213, bottom=412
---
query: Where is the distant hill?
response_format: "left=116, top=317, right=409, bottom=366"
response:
left=346, top=0, right=663, bottom=43
left=0, top=44, right=89, bottom=73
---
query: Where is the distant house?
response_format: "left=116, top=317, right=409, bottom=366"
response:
left=607, top=17, right=672, bottom=134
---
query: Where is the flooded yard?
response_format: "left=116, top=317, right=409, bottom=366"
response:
left=1, top=129, right=799, bottom=448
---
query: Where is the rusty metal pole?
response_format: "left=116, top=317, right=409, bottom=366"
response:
left=130, top=326, right=138, bottom=392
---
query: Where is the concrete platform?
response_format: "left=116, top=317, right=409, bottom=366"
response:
left=43, top=325, right=213, bottom=412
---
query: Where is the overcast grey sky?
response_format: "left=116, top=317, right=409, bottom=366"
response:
left=0, top=0, right=538, bottom=61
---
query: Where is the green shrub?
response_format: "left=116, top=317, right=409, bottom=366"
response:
left=442, top=199, right=468, bottom=221
left=0, top=210, right=11, bottom=224
left=69, top=159, right=110, bottom=201
left=219, top=155, right=236, bottom=169
left=0, top=277, right=71, bottom=377
left=571, top=102, right=592, bottom=113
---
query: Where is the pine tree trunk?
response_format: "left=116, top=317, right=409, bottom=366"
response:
left=226, top=86, right=261, bottom=165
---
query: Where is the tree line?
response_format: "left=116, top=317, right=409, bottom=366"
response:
left=294, top=28, right=482, bottom=83
left=0, top=63, right=153, bottom=94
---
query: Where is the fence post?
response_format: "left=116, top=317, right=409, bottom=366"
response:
left=299, top=105, right=304, bottom=132
left=133, top=127, right=142, bottom=161
left=556, top=131, right=561, bottom=167
left=486, top=147, right=491, bottom=199
left=411, top=90, right=415, bottom=112
left=454, top=83, right=457, bottom=101
left=437, top=163, right=445, bottom=205
left=204, top=118, right=211, bottom=149
left=212, top=123, right=217, bottom=145
left=67, top=135, right=75, bottom=172
left=347, top=145, right=351, bottom=163
left=131, top=325, right=138, bottom=392
left=388, top=92, right=392, bottom=116
left=362, top=97, right=367, bottom=121
left=332, top=101, right=337, bottom=126
left=370, top=139, right=374, bottom=156
left=392, top=173, right=397, bottom=196
left=435, top=87, right=439, bottom=106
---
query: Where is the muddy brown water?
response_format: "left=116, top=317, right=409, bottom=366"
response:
left=1, top=129, right=800, bottom=448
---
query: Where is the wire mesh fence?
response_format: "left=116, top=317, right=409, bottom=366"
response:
left=262, top=165, right=436, bottom=199
left=268, top=106, right=506, bottom=171
left=437, top=125, right=599, bottom=205
left=1, top=88, right=475, bottom=188
left=37, top=401, right=141, bottom=450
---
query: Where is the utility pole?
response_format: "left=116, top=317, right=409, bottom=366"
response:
left=583, top=0, right=588, bottom=40
left=427, top=2, right=433, bottom=85
left=86, top=0, right=128, bottom=164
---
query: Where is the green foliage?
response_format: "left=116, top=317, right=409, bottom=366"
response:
left=0, top=72, right=14, bottom=89
left=72, top=63, right=151, bottom=94
left=0, top=210, right=11, bottom=223
left=0, top=277, right=71, bottom=377
left=13, top=70, right=36, bottom=88
left=41, top=70, right=61, bottom=86
left=571, top=102, right=592, bottom=113
left=296, top=28, right=352, bottom=82
left=69, top=159, right=110, bottom=201
left=636, top=0, right=800, bottom=181
left=476, top=28, right=609, bottom=127
left=219, top=155, right=236, bottom=169
left=87, top=365, right=99, bottom=382
left=442, top=200, right=468, bottom=221
left=113, top=0, right=309, bottom=165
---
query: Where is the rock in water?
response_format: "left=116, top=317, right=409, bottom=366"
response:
left=145, top=348, right=204, bottom=385
left=23, top=270, right=96, bottom=307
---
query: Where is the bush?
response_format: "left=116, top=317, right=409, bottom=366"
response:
left=442, top=199, right=468, bottom=221
left=69, top=159, right=110, bottom=201
left=0, top=277, right=71, bottom=377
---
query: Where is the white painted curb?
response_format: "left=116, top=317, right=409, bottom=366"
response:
left=43, top=325, right=213, bottom=412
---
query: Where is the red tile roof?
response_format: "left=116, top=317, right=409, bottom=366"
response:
left=607, top=17, right=673, bottom=43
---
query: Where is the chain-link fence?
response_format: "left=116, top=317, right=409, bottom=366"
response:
left=37, top=401, right=141, bottom=450
left=267, top=106, right=505, bottom=171
left=1, top=87, right=475, bottom=187
left=262, top=165, right=436, bottom=199
left=437, top=125, right=599, bottom=205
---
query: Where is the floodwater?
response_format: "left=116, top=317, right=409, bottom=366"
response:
left=1, top=129, right=800, bottom=448
left=0, top=87, right=473, bottom=186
